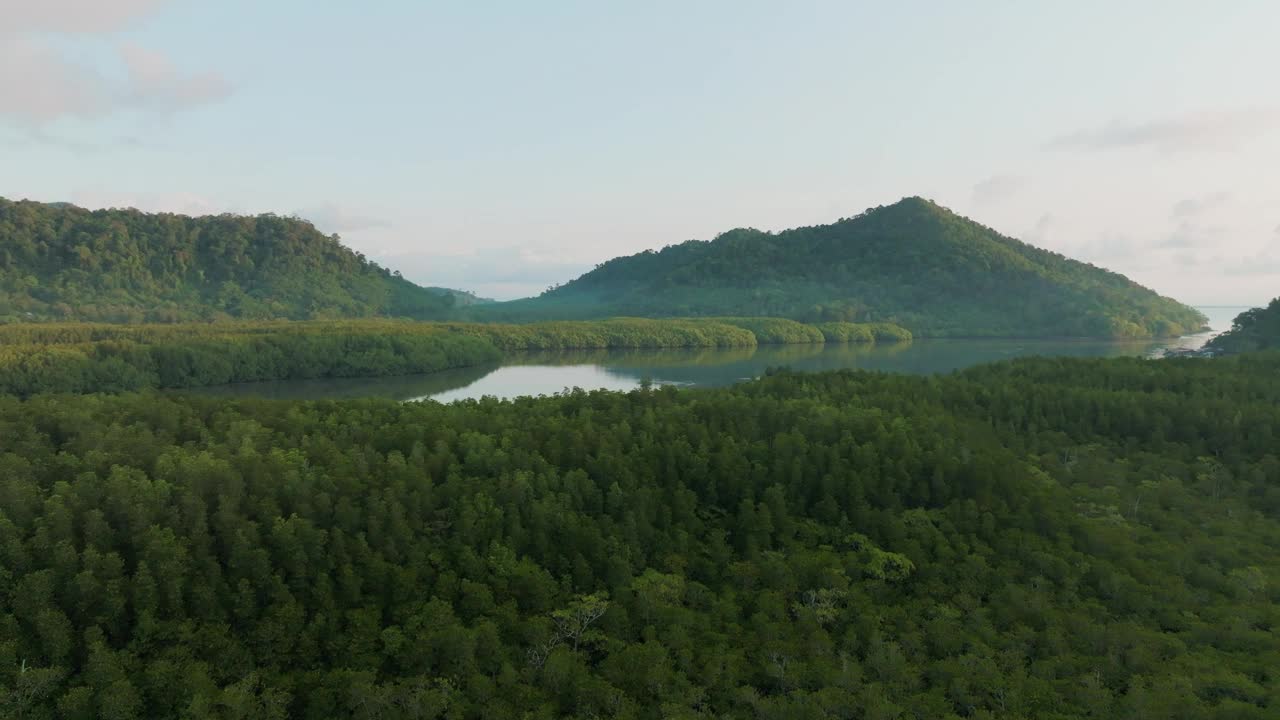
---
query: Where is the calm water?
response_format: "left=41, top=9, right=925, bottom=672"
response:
left=192, top=307, right=1247, bottom=403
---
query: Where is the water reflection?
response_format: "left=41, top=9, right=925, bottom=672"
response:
left=406, top=338, right=1170, bottom=402
left=187, top=307, right=1249, bottom=403
left=191, top=363, right=498, bottom=401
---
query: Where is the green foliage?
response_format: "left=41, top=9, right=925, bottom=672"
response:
left=710, top=317, right=826, bottom=344
left=0, top=318, right=909, bottom=395
left=426, top=287, right=495, bottom=306
left=815, top=322, right=914, bottom=343
left=481, top=197, right=1207, bottom=338
left=2, top=353, right=1279, bottom=717
left=433, top=318, right=760, bottom=351
left=1208, top=297, right=1280, bottom=353
left=0, top=198, right=455, bottom=322
left=0, top=321, right=499, bottom=395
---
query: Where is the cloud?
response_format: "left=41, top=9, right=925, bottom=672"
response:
left=118, top=43, right=231, bottom=110
left=0, top=0, right=166, bottom=34
left=1046, top=109, right=1280, bottom=152
left=1160, top=221, right=1230, bottom=250
left=1171, top=192, right=1231, bottom=219
left=1041, top=231, right=1160, bottom=274
left=1160, top=193, right=1235, bottom=249
left=0, top=38, right=107, bottom=123
left=1077, top=233, right=1144, bottom=263
left=1175, top=250, right=1227, bottom=269
left=299, top=203, right=390, bottom=234
left=1224, top=251, right=1280, bottom=276
left=0, top=3, right=229, bottom=128
left=971, top=174, right=1025, bottom=204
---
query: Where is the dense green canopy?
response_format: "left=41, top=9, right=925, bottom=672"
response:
left=482, top=198, right=1206, bottom=339
left=1208, top=298, right=1280, bottom=353
left=2, top=353, right=1277, bottom=718
left=0, top=198, right=455, bottom=323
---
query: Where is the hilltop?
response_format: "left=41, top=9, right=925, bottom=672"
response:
left=0, top=197, right=456, bottom=323
left=480, top=198, right=1206, bottom=338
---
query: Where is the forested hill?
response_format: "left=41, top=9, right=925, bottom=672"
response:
left=426, top=287, right=496, bottom=306
left=0, top=198, right=455, bottom=322
left=485, top=197, right=1206, bottom=338
left=1208, top=298, right=1280, bottom=353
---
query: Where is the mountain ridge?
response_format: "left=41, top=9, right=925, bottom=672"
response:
left=0, top=197, right=459, bottom=323
left=476, top=197, right=1206, bottom=338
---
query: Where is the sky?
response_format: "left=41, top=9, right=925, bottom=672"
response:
left=2, top=1, right=1278, bottom=304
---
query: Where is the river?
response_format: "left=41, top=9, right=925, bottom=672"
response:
left=190, top=306, right=1246, bottom=403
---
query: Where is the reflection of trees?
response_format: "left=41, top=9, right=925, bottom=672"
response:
left=509, top=346, right=761, bottom=369
left=743, top=343, right=828, bottom=366
left=188, top=362, right=499, bottom=402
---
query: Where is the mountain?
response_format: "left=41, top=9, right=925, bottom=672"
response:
left=1207, top=298, right=1280, bottom=353
left=481, top=197, right=1206, bottom=338
left=426, top=286, right=496, bottom=306
left=0, top=197, right=453, bottom=322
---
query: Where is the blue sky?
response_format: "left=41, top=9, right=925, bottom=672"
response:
left=3, top=1, right=1279, bottom=303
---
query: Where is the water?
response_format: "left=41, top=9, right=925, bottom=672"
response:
left=190, top=307, right=1248, bottom=403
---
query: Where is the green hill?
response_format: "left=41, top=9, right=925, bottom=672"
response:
left=0, top=197, right=454, bottom=322
left=481, top=197, right=1206, bottom=338
left=1207, top=298, right=1280, bottom=353
left=426, top=286, right=496, bottom=306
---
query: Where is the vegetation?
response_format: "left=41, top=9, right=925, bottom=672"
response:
left=0, top=318, right=908, bottom=395
left=479, top=197, right=1206, bottom=339
left=426, top=288, right=495, bottom=307
left=0, top=196, right=1204, bottom=340
left=1208, top=298, right=1280, bottom=353
left=0, top=198, right=455, bottom=322
left=707, top=318, right=826, bottom=344
left=1, top=354, right=1278, bottom=718
left=815, top=322, right=915, bottom=344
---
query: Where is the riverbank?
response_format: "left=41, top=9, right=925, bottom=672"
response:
left=0, top=318, right=911, bottom=395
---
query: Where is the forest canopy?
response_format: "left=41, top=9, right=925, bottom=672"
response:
left=1208, top=297, right=1280, bottom=353
left=0, top=198, right=456, bottom=323
left=479, top=197, right=1206, bottom=339
left=1, top=353, right=1278, bottom=718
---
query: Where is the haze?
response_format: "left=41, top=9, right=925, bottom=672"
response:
left=2, top=0, right=1278, bottom=303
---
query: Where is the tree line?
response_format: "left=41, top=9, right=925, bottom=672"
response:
left=1208, top=298, right=1280, bottom=353
left=1, top=352, right=1277, bottom=718
left=0, top=318, right=909, bottom=395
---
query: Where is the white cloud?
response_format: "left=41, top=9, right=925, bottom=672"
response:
left=119, top=43, right=231, bottom=111
left=1046, top=109, right=1280, bottom=152
left=0, top=2, right=229, bottom=128
left=0, top=38, right=107, bottom=123
left=1224, top=251, right=1280, bottom=276
left=1171, top=192, right=1231, bottom=219
left=0, top=0, right=166, bottom=34
left=971, top=174, right=1025, bottom=204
